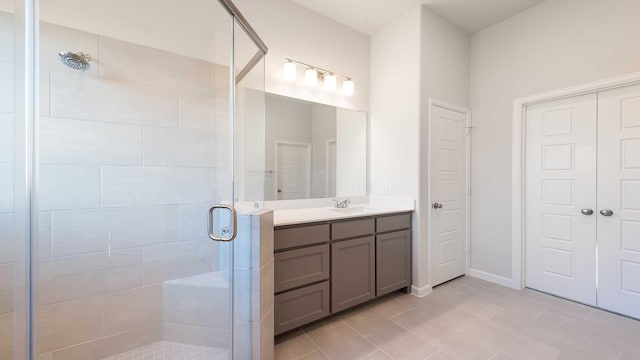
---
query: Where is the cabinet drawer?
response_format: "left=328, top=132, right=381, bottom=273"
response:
left=275, top=244, right=330, bottom=293
left=376, top=213, right=411, bottom=233
left=275, top=224, right=330, bottom=250
left=331, top=218, right=375, bottom=240
left=275, top=281, right=330, bottom=335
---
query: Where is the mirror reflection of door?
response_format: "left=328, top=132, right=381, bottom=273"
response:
left=276, top=142, right=312, bottom=200
left=327, top=140, right=337, bottom=197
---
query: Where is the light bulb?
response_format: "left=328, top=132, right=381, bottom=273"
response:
left=342, top=79, right=354, bottom=96
left=324, top=74, right=337, bottom=91
left=305, top=68, right=318, bottom=86
left=283, top=61, right=296, bottom=81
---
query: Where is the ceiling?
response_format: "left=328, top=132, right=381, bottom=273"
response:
left=289, top=0, right=547, bottom=35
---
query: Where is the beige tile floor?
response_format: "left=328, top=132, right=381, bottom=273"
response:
left=275, top=276, right=640, bottom=360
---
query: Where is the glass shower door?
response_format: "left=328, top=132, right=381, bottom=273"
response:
left=31, top=0, right=263, bottom=359
left=1, top=0, right=29, bottom=359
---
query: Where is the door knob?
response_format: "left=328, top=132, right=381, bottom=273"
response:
left=432, top=202, right=443, bottom=209
left=599, top=209, right=614, bottom=217
left=580, top=208, right=594, bottom=215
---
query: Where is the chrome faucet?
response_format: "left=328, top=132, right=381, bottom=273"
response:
left=333, top=199, right=351, bottom=208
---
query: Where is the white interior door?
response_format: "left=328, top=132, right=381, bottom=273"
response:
left=525, top=94, right=598, bottom=305
left=276, top=142, right=311, bottom=200
left=429, top=104, right=468, bottom=286
left=597, top=84, right=640, bottom=319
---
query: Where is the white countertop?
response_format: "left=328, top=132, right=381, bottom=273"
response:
left=271, top=197, right=415, bottom=226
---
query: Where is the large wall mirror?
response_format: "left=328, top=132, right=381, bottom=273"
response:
left=264, top=93, right=367, bottom=201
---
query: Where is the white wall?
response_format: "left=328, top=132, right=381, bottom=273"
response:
left=418, top=6, right=470, bottom=289
left=371, top=5, right=469, bottom=292
left=235, top=0, right=371, bottom=112
left=470, top=0, right=640, bottom=279
left=0, top=0, right=371, bottom=112
left=310, top=104, right=337, bottom=198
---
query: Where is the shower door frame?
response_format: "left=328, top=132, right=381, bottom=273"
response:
left=12, top=0, right=268, bottom=358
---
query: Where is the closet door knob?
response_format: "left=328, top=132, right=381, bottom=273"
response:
left=599, top=209, right=614, bottom=217
left=581, top=208, right=594, bottom=215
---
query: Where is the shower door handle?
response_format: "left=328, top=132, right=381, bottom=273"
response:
left=208, top=204, right=238, bottom=242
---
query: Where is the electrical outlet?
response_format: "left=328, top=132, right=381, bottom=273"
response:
left=382, top=183, right=388, bottom=194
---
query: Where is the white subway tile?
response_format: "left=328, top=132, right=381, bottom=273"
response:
left=38, top=211, right=52, bottom=259
left=50, top=71, right=178, bottom=127
left=179, top=93, right=219, bottom=131
left=179, top=204, right=210, bottom=242
left=0, top=113, right=13, bottom=162
left=40, top=22, right=100, bottom=76
left=0, top=263, right=13, bottom=315
left=162, top=273, right=229, bottom=328
left=0, top=313, right=13, bottom=359
left=100, top=37, right=212, bottom=95
left=39, top=165, right=100, bottom=210
left=38, top=296, right=102, bottom=353
left=0, top=214, right=12, bottom=265
left=256, top=258, right=274, bottom=323
left=211, top=63, right=229, bottom=95
left=163, top=322, right=229, bottom=349
left=50, top=206, right=179, bottom=256
left=0, top=12, right=13, bottom=63
left=101, top=285, right=162, bottom=336
left=0, top=164, right=13, bottom=213
left=38, top=249, right=142, bottom=305
left=143, top=240, right=218, bottom=284
left=100, top=166, right=212, bottom=207
left=0, top=62, right=13, bottom=113
left=40, top=71, right=51, bottom=117
left=40, top=117, right=142, bottom=165
left=49, top=324, right=161, bottom=360
left=143, top=126, right=216, bottom=167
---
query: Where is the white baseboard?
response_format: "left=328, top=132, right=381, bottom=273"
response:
left=469, top=268, right=520, bottom=290
left=411, top=284, right=433, bottom=297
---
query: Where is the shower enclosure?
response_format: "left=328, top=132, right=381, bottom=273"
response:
left=1, top=0, right=267, bottom=358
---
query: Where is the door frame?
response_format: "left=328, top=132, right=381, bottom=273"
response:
left=274, top=140, right=312, bottom=200
left=427, top=98, right=472, bottom=286
left=511, top=72, right=640, bottom=290
left=325, top=139, right=337, bottom=197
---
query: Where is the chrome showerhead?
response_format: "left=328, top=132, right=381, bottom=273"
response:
left=58, top=51, right=91, bottom=71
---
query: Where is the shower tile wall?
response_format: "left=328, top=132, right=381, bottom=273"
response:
left=0, top=11, right=236, bottom=359
left=0, top=9, right=15, bottom=360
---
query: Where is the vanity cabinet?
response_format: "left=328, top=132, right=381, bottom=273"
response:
left=376, top=230, right=411, bottom=296
left=274, top=212, right=412, bottom=335
left=331, top=236, right=376, bottom=312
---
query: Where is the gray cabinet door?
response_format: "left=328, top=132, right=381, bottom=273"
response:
left=331, top=236, right=375, bottom=313
left=376, top=230, right=411, bottom=296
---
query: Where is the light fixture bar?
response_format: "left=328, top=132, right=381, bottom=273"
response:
left=285, top=58, right=352, bottom=81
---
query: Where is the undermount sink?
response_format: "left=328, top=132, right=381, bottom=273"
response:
left=328, top=206, right=377, bottom=214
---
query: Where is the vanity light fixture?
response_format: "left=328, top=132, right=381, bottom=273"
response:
left=283, top=58, right=354, bottom=95
left=283, top=60, right=297, bottom=81
left=324, top=73, right=337, bottom=91
left=342, top=79, right=354, bottom=96
left=305, top=68, right=318, bottom=86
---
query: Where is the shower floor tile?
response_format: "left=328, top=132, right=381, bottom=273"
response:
left=101, top=341, right=229, bottom=360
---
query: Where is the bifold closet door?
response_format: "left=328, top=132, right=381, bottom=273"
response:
left=597, top=84, right=640, bottom=319
left=525, top=94, right=598, bottom=305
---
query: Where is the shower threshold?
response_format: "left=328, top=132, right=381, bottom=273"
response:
left=100, top=341, right=229, bottom=360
